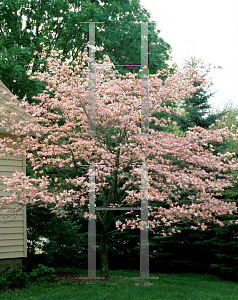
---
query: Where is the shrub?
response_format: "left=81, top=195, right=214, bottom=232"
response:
left=0, top=266, right=28, bottom=292
left=27, top=202, right=88, bottom=268
left=209, top=226, right=238, bottom=282
left=29, top=264, right=55, bottom=283
left=0, top=275, right=8, bottom=293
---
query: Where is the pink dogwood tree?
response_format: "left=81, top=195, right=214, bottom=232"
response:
left=0, top=49, right=237, bottom=277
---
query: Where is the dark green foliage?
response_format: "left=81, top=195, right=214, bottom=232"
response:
left=107, top=228, right=140, bottom=270
left=0, top=266, right=28, bottom=292
left=209, top=226, right=238, bottom=281
left=29, top=264, right=55, bottom=283
left=0, top=0, right=171, bottom=104
left=205, top=105, right=238, bottom=281
left=41, top=218, right=88, bottom=267
left=173, top=57, right=223, bottom=133
left=0, top=275, right=8, bottom=293
left=206, top=173, right=238, bottom=281
left=26, top=202, right=88, bottom=268
left=106, top=228, right=215, bottom=274
left=27, top=203, right=55, bottom=257
left=149, top=230, right=215, bottom=274
left=175, top=86, right=217, bottom=132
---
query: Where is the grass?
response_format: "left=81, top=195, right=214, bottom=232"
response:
left=1, top=269, right=238, bottom=300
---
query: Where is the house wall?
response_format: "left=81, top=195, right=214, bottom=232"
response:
left=0, top=133, right=27, bottom=266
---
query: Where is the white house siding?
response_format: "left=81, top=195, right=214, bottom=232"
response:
left=0, top=151, right=27, bottom=260
left=0, top=79, right=31, bottom=266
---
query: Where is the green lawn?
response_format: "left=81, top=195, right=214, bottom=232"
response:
left=1, top=269, right=237, bottom=300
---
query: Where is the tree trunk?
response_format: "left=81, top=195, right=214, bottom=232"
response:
left=100, top=228, right=108, bottom=278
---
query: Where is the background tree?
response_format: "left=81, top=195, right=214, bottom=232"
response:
left=172, top=57, right=223, bottom=133
left=210, top=101, right=238, bottom=155
left=154, top=101, right=238, bottom=281
left=0, top=50, right=237, bottom=278
left=0, top=0, right=172, bottom=103
left=206, top=102, right=238, bottom=281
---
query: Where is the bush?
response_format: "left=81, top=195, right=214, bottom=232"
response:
left=29, top=264, right=55, bottom=283
left=0, top=266, right=28, bottom=292
left=27, top=202, right=88, bottom=268
left=0, top=275, right=8, bottom=293
left=209, top=224, right=238, bottom=282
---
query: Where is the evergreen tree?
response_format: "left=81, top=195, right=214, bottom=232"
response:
left=174, top=57, right=223, bottom=133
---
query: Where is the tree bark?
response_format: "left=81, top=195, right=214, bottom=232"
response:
left=100, top=228, right=108, bottom=278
